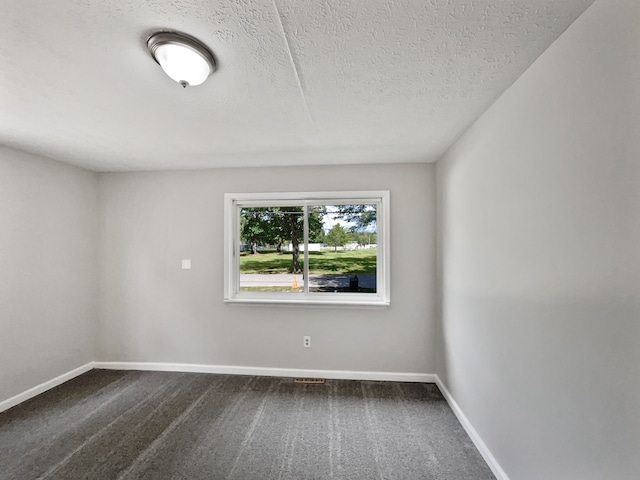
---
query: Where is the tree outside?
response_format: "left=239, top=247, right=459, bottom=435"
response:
left=324, top=223, right=349, bottom=252
left=240, top=206, right=325, bottom=273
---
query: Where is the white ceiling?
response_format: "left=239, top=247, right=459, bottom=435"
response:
left=0, top=0, right=594, bottom=172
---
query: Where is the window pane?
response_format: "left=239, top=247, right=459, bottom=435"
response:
left=239, top=206, right=303, bottom=293
left=308, top=204, right=377, bottom=294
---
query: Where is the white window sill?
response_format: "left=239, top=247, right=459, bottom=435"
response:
left=224, top=297, right=390, bottom=309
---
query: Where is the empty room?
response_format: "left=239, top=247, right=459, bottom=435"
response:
left=1, top=0, right=638, bottom=479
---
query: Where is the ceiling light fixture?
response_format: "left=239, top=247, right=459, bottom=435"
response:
left=147, top=32, right=217, bottom=88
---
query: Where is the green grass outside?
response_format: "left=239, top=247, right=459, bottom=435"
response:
left=240, top=249, right=377, bottom=275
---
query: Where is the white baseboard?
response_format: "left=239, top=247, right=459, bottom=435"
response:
left=435, top=375, right=509, bottom=480
left=93, top=361, right=436, bottom=383
left=0, top=362, right=95, bottom=414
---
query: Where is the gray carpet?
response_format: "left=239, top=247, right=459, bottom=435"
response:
left=0, top=370, right=495, bottom=479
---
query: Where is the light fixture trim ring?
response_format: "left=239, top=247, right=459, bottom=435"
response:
left=147, top=31, right=217, bottom=78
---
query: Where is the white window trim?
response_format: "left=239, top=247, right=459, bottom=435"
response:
left=224, top=191, right=390, bottom=307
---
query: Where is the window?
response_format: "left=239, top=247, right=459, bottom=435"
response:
left=224, top=191, right=390, bottom=306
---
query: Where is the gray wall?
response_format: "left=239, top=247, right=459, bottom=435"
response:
left=0, top=147, right=98, bottom=403
left=436, top=1, right=640, bottom=478
left=98, top=163, right=436, bottom=374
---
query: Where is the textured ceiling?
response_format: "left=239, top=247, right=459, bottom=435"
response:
left=0, top=0, right=594, bottom=171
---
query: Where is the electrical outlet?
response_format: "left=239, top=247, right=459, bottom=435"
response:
left=303, top=336, right=311, bottom=348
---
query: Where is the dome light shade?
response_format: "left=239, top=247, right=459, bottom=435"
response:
left=147, top=32, right=216, bottom=87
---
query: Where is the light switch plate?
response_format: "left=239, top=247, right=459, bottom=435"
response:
left=181, top=259, right=191, bottom=270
